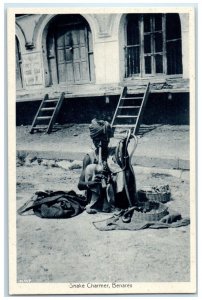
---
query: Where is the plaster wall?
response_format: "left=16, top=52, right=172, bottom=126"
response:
left=15, top=13, right=191, bottom=92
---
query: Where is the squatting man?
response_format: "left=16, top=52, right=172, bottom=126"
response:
left=78, top=118, right=137, bottom=213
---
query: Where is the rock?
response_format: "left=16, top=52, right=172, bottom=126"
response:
left=31, top=160, right=39, bottom=166
left=37, top=158, right=42, bottom=165
left=69, top=160, right=82, bottom=170
left=47, top=160, right=57, bottom=167
left=16, top=157, right=23, bottom=167
left=41, top=159, right=57, bottom=167
left=24, top=154, right=37, bottom=166
left=56, top=160, right=72, bottom=170
left=41, top=159, right=50, bottom=167
left=17, top=152, right=27, bottom=162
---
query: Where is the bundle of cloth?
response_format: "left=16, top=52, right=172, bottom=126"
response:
left=17, top=190, right=88, bottom=218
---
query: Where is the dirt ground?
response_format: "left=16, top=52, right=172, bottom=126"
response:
left=16, top=159, right=190, bottom=284
left=16, top=123, right=189, bottom=162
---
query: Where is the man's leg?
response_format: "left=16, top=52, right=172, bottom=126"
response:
left=86, top=191, right=100, bottom=214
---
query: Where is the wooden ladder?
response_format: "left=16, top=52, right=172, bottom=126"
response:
left=30, top=92, right=65, bottom=134
left=111, top=82, right=150, bottom=135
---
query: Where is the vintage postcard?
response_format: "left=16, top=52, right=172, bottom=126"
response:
left=8, top=4, right=196, bottom=295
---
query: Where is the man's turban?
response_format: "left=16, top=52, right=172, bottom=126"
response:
left=89, top=119, right=113, bottom=140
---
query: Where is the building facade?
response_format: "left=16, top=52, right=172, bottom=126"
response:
left=15, top=13, right=190, bottom=125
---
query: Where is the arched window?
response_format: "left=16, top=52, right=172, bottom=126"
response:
left=124, top=13, right=182, bottom=78
left=46, top=14, right=95, bottom=86
left=16, top=37, right=23, bottom=89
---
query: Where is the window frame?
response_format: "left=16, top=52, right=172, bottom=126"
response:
left=124, top=13, right=182, bottom=79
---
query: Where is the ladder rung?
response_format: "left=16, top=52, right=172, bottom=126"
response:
left=119, top=106, right=140, bottom=109
left=116, top=115, right=138, bottom=118
left=113, top=125, right=135, bottom=127
left=32, top=126, right=48, bottom=129
left=44, top=99, right=58, bottom=103
left=122, top=97, right=143, bottom=100
left=41, top=107, right=55, bottom=111
left=37, top=116, right=52, bottom=120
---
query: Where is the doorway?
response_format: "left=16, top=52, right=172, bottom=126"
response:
left=46, top=15, right=95, bottom=86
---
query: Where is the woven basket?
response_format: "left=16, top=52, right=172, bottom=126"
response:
left=132, top=201, right=168, bottom=222
left=146, top=191, right=171, bottom=203
left=138, top=185, right=171, bottom=203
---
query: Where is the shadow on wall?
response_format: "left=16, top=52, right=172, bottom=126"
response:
left=16, top=93, right=189, bottom=126
left=57, top=96, right=117, bottom=124
left=142, top=92, right=189, bottom=125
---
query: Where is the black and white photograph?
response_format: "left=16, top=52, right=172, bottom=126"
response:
left=7, top=4, right=196, bottom=295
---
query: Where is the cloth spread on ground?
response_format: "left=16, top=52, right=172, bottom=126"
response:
left=17, top=190, right=87, bottom=218
left=93, top=207, right=190, bottom=231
